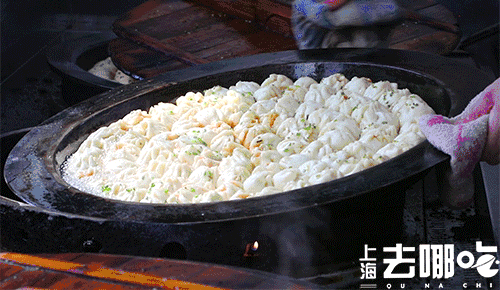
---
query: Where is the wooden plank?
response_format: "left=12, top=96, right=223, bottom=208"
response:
left=164, top=19, right=261, bottom=52
left=0, top=270, right=46, bottom=289
left=256, top=0, right=292, bottom=20
left=109, top=38, right=190, bottom=79
left=27, top=272, right=72, bottom=288
left=0, top=253, right=224, bottom=290
left=390, top=30, right=459, bottom=55
left=108, top=37, right=145, bottom=53
left=389, top=19, right=458, bottom=45
left=404, top=12, right=458, bottom=34
left=263, top=14, right=293, bottom=36
left=112, top=7, right=296, bottom=78
left=119, top=5, right=228, bottom=40
left=0, top=263, right=24, bottom=280
left=135, top=62, right=190, bottom=78
left=113, top=25, right=209, bottom=65
left=118, top=258, right=210, bottom=280
left=45, top=276, right=151, bottom=290
left=71, top=253, right=133, bottom=269
left=188, top=265, right=264, bottom=289
left=119, top=257, right=317, bottom=289
left=115, top=52, right=178, bottom=73
left=254, top=0, right=293, bottom=35
left=108, top=0, right=458, bottom=79
left=190, top=264, right=313, bottom=289
left=242, top=29, right=297, bottom=51
left=198, top=29, right=296, bottom=61
left=115, top=0, right=195, bottom=27
left=389, top=3, right=458, bottom=46
left=196, top=0, right=257, bottom=21
left=109, top=39, right=177, bottom=71
left=109, top=0, right=297, bottom=76
left=34, top=253, right=85, bottom=261
left=196, top=36, right=263, bottom=61
left=0, top=264, right=165, bottom=290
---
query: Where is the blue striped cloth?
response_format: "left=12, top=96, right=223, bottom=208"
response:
left=292, top=0, right=402, bottom=49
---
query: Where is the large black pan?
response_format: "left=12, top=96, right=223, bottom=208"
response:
left=3, top=49, right=494, bottom=277
left=5, top=48, right=493, bottom=222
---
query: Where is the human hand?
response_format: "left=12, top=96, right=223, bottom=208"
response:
left=419, top=77, right=500, bottom=208
left=420, top=78, right=500, bottom=171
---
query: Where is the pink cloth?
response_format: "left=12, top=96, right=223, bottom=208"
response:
left=419, top=78, right=500, bottom=208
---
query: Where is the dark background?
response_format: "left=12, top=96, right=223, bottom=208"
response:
left=1, top=0, right=146, bottom=133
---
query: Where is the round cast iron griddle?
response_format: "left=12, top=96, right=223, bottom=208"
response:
left=45, top=33, right=122, bottom=105
left=4, top=48, right=494, bottom=224
left=46, top=32, right=122, bottom=91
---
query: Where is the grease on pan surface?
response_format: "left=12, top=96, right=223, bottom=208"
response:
left=63, top=73, right=434, bottom=204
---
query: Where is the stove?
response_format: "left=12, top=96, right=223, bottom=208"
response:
left=1, top=4, right=499, bottom=289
